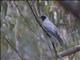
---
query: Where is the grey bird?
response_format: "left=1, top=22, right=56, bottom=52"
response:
left=40, top=15, right=67, bottom=49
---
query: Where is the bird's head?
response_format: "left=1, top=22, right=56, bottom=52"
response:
left=40, top=15, right=47, bottom=21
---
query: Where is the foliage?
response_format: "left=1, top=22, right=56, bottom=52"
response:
left=1, top=1, right=80, bottom=60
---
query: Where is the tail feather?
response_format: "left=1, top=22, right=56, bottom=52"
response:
left=52, top=32, right=67, bottom=49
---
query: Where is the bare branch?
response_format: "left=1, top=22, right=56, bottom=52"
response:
left=26, top=1, right=58, bottom=59
left=58, top=45, right=80, bottom=57
left=1, top=33, right=24, bottom=60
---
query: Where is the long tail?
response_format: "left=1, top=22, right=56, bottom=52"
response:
left=52, top=32, right=67, bottom=49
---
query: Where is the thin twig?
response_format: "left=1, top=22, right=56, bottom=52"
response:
left=1, top=34, right=24, bottom=60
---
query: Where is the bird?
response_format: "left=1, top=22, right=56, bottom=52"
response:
left=40, top=15, right=67, bottom=49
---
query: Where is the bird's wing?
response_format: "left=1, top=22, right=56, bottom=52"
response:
left=42, top=20, right=58, bottom=33
left=42, top=19, right=67, bottom=49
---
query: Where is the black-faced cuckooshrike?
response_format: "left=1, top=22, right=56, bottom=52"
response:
left=40, top=15, right=66, bottom=48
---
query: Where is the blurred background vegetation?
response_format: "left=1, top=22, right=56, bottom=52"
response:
left=1, top=1, right=80, bottom=60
